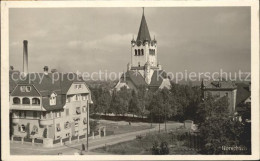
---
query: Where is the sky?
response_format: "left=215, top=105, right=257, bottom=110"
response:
left=9, top=7, right=251, bottom=75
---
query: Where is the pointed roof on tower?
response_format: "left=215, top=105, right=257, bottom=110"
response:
left=136, top=8, right=151, bottom=42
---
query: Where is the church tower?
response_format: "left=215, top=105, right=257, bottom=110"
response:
left=115, top=8, right=171, bottom=91
left=130, top=8, right=158, bottom=70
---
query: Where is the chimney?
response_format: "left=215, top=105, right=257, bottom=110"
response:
left=43, top=66, right=49, bottom=75
left=23, top=40, right=28, bottom=76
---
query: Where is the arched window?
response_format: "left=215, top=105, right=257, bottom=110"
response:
left=13, top=97, right=20, bottom=104
left=138, top=49, right=140, bottom=56
left=135, top=49, right=137, bottom=56
left=22, top=97, right=30, bottom=105
left=138, top=62, right=140, bottom=67
left=32, top=98, right=40, bottom=105
left=141, top=49, right=144, bottom=55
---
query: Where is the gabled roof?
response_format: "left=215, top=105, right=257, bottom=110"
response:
left=204, top=80, right=237, bottom=90
left=136, top=13, right=151, bottom=42
left=10, top=72, right=86, bottom=111
left=14, top=73, right=85, bottom=96
left=120, top=70, right=147, bottom=88
left=149, top=70, right=168, bottom=87
left=236, top=83, right=251, bottom=107
left=9, top=70, right=20, bottom=93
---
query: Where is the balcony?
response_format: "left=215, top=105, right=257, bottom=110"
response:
left=39, top=119, right=53, bottom=126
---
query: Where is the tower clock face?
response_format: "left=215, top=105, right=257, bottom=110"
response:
left=137, top=40, right=142, bottom=46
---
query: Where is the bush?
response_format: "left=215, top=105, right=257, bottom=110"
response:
left=151, top=140, right=169, bottom=155
left=160, top=141, right=169, bottom=154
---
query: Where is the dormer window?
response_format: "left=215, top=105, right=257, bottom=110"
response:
left=50, top=93, right=57, bottom=106
left=75, top=84, right=82, bottom=89
left=20, top=86, right=31, bottom=92
left=26, top=86, right=31, bottom=92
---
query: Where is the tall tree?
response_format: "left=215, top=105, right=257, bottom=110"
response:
left=199, top=95, right=249, bottom=154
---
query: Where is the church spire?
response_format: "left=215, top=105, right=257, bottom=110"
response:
left=136, top=7, right=151, bottom=42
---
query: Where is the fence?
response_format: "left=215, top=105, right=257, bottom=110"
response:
left=169, top=131, right=202, bottom=151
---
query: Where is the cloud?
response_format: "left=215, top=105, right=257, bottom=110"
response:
left=68, top=33, right=132, bottom=53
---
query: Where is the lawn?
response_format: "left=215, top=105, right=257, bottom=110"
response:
left=91, top=131, right=199, bottom=155
left=98, top=120, right=153, bottom=136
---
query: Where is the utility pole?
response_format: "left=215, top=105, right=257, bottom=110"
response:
left=159, top=108, right=161, bottom=133
left=164, top=103, right=167, bottom=132
left=86, top=101, right=89, bottom=151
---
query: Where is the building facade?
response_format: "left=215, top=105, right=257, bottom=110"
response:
left=9, top=40, right=92, bottom=146
left=201, top=79, right=251, bottom=116
left=10, top=71, right=92, bottom=143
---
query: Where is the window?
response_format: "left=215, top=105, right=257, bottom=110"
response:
left=75, top=94, right=81, bottom=101
left=22, top=97, right=30, bottom=105
left=78, top=84, right=82, bottom=89
left=50, top=93, right=57, bottom=105
left=138, top=49, right=140, bottom=56
left=13, top=97, right=20, bottom=104
left=66, top=95, right=72, bottom=103
left=83, top=118, right=87, bottom=125
left=66, top=133, right=70, bottom=137
left=141, top=49, right=144, bottom=55
left=76, top=107, right=81, bottom=115
left=74, top=118, right=80, bottom=127
left=82, top=106, right=87, bottom=113
left=64, top=121, right=70, bottom=129
left=66, top=109, right=69, bottom=116
left=31, top=125, right=38, bottom=135
left=20, top=86, right=31, bottom=92
left=26, top=86, right=31, bottom=92
left=55, top=111, right=61, bottom=118
left=20, top=86, right=26, bottom=92
left=32, top=98, right=40, bottom=105
left=19, top=111, right=26, bottom=118
left=82, top=94, right=87, bottom=101
left=19, top=124, right=26, bottom=133
left=33, top=111, right=38, bottom=119
left=42, top=112, right=46, bottom=119
left=138, top=62, right=140, bottom=67
left=56, top=123, right=61, bottom=132
left=12, top=111, right=19, bottom=118
left=135, top=50, right=137, bottom=56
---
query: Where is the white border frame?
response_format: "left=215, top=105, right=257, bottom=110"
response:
left=1, top=0, right=259, bottom=160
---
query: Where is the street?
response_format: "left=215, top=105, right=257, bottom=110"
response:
left=10, top=122, right=182, bottom=155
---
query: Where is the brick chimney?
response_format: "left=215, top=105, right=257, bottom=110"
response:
left=23, top=40, right=28, bottom=76
left=43, top=66, right=49, bottom=75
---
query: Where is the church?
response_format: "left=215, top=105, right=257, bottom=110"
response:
left=115, top=9, right=171, bottom=91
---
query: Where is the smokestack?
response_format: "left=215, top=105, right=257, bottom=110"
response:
left=23, top=40, right=28, bottom=76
